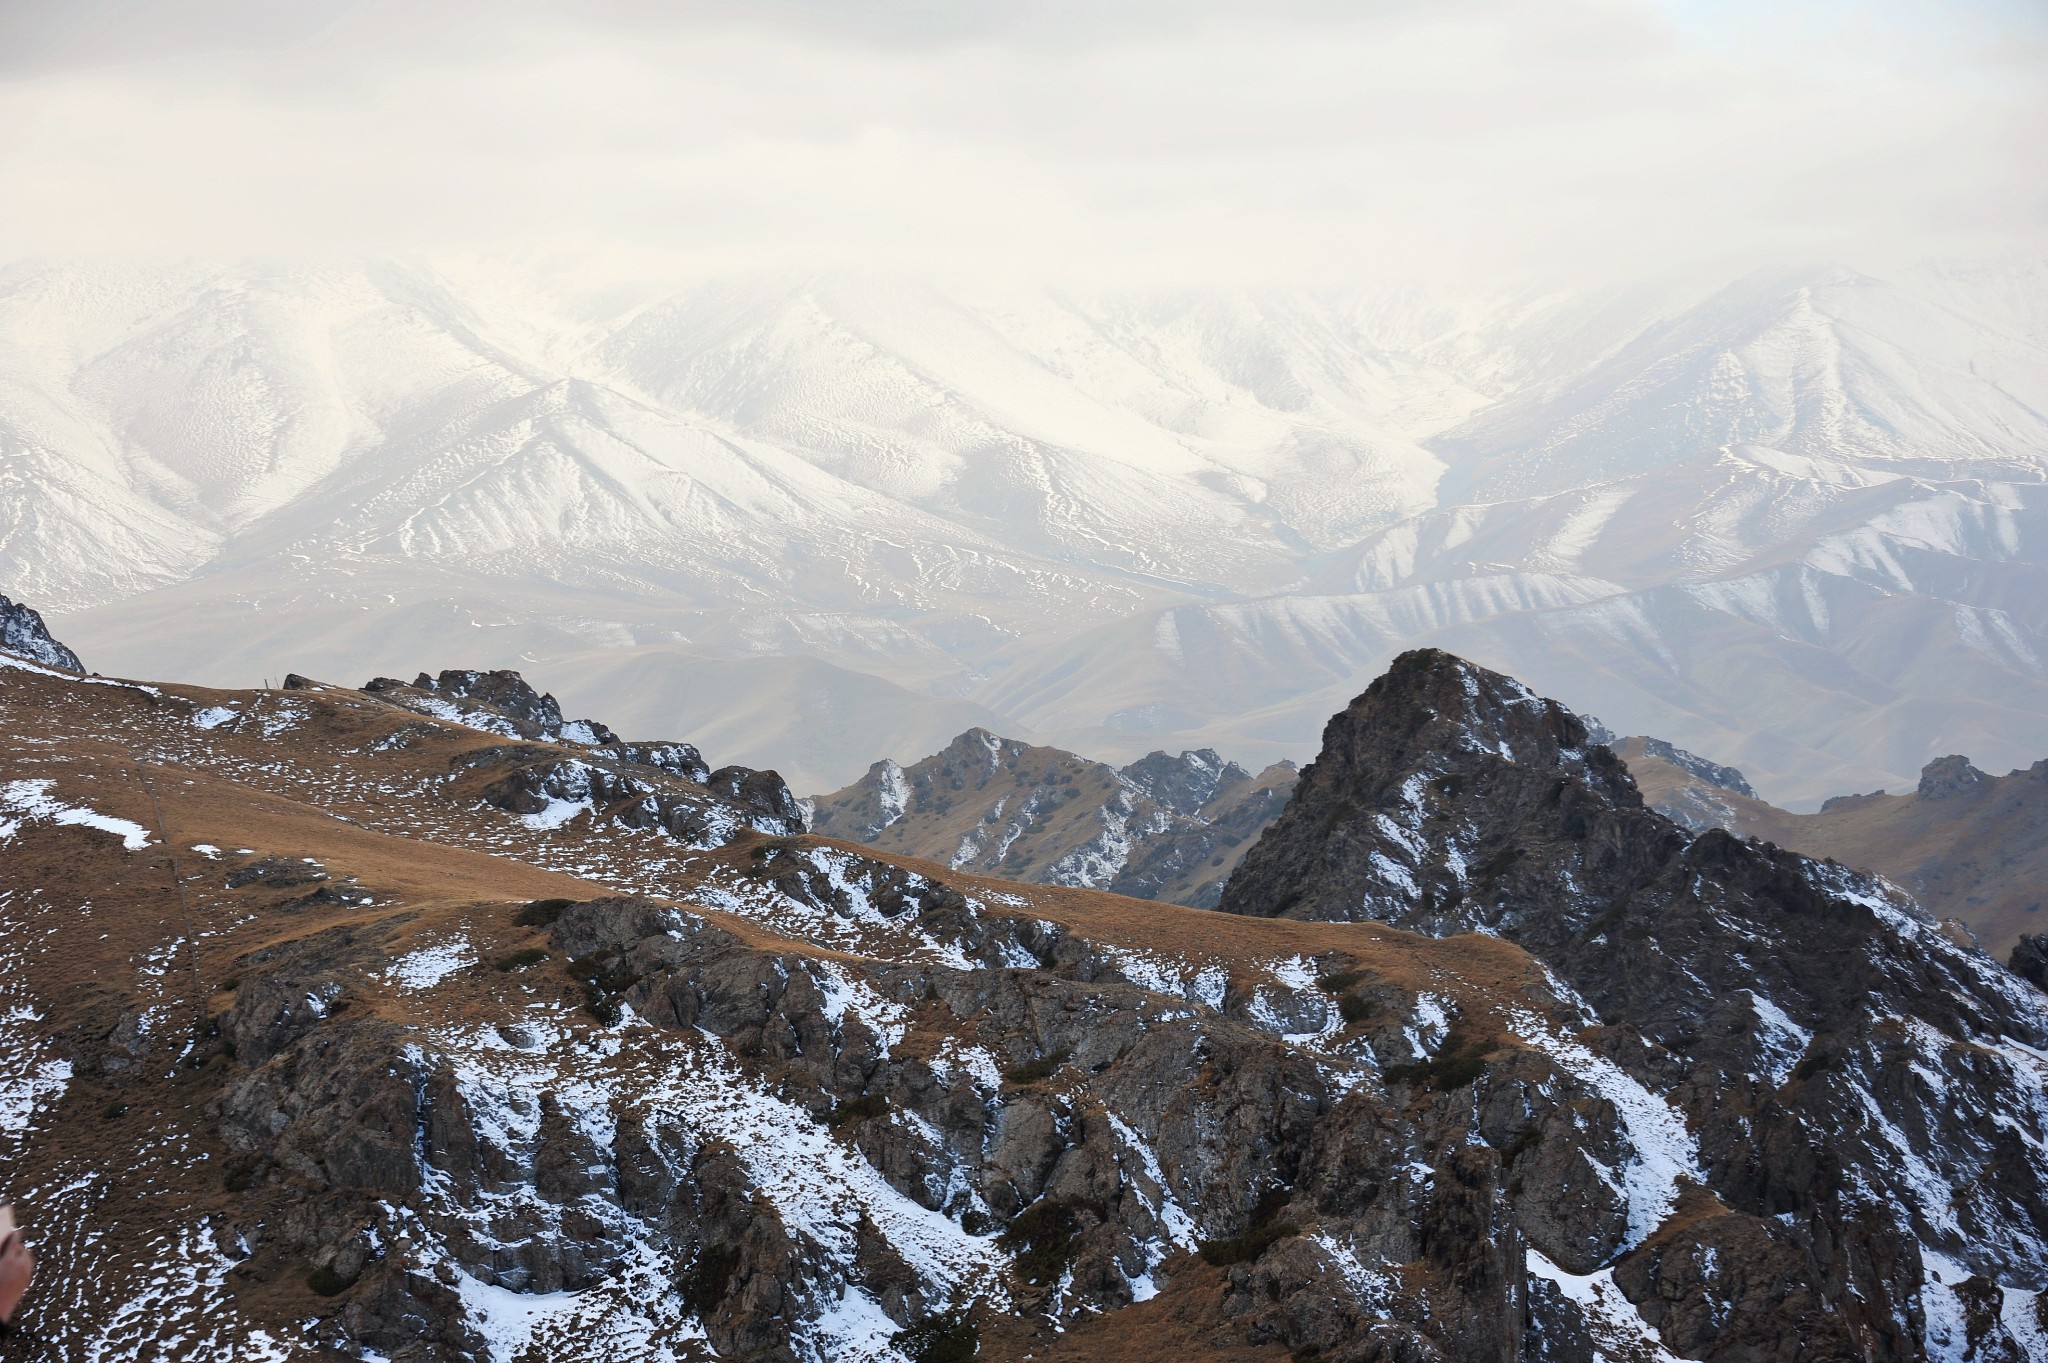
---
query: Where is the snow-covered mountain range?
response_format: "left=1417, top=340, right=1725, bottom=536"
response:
left=6, top=255, right=2046, bottom=802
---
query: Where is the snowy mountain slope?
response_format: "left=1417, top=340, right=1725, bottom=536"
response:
left=599, top=274, right=1484, bottom=574
left=8, top=253, right=2048, bottom=803
left=1435, top=265, right=2048, bottom=502
left=975, top=455, right=2048, bottom=802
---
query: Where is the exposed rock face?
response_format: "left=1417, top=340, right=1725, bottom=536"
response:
left=0, top=592, right=82, bottom=670
left=812, top=729, right=1295, bottom=907
left=201, top=866, right=1688, bottom=1363
left=1920, top=754, right=1989, bottom=799
left=12, top=644, right=2048, bottom=1363
left=471, top=750, right=804, bottom=842
left=366, top=669, right=799, bottom=838
left=1221, top=647, right=2048, bottom=1361
left=2012, top=935, right=2048, bottom=992
left=364, top=669, right=617, bottom=745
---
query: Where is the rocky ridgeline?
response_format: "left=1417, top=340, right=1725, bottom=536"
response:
left=812, top=729, right=1296, bottom=907
left=1221, top=648, right=2048, bottom=1360
left=1627, top=738, right=2048, bottom=957
left=0, top=591, right=82, bottom=670
left=9, top=643, right=2048, bottom=1361
left=357, top=668, right=805, bottom=838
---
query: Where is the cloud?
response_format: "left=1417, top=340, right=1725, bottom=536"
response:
left=0, top=0, right=2039, bottom=286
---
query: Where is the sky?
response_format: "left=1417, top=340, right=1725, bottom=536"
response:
left=0, top=0, right=2041, bottom=287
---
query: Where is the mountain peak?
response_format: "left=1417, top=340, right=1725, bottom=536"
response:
left=1218, top=647, right=1637, bottom=927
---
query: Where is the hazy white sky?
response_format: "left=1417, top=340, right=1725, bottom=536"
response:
left=0, top=0, right=2041, bottom=286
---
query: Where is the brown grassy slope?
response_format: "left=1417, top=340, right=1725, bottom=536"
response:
left=1621, top=744, right=2048, bottom=956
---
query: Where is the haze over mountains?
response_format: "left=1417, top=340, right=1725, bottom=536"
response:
left=7, top=253, right=2047, bottom=802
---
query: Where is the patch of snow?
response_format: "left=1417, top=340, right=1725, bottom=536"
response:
left=1509, top=1009, right=1702, bottom=1251
left=1404, top=992, right=1450, bottom=1059
left=2001, top=1283, right=2048, bottom=1360
left=1267, top=955, right=1317, bottom=992
left=1104, top=946, right=1186, bottom=997
left=1746, top=991, right=1814, bottom=1087
left=1526, top=1247, right=1682, bottom=1362
left=385, top=938, right=475, bottom=990
left=1919, top=1248, right=1974, bottom=1363
left=1313, top=1233, right=1393, bottom=1312
left=0, top=650, right=160, bottom=695
left=0, top=778, right=154, bottom=849
left=804, top=1282, right=910, bottom=1363
left=520, top=795, right=594, bottom=831
left=191, top=705, right=238, bottom=729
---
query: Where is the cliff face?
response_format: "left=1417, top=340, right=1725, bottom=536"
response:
left=1220, top=648, right=2048, bottom=1361
left=812, top=729, right=1294, bottom=908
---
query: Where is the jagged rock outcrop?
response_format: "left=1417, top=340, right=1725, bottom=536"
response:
left=812, top=729, right=1295, bottom=907
left=1920, top=754, right=1989, bottom=800
left=1220, top=647, right=2048, bottom=1362
left=202, top=863, right=1717, bottom=1363
left=0, top=592, right=82, bottom=670
left=367, top=669, right=800, bottom=839
left=469, top=750, right=803, bottom=842
left=364, top=669, right=616, bottom=744
left=2012, top=935, right=2048, bottom=992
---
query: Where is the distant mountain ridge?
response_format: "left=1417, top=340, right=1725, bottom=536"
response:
left=1620, top=740, right=2048, bottom=957
left=9, top=254, right=2048, bottom=800
left=811, top=728, right=1295, bottom=907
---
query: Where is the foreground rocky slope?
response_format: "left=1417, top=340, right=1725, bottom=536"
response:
left=1620, top=740, right=2048, bottom=956
left=812, top=730, right=1295, bottom=907
left=1221, top=648, right=2048, bottom=1361
left=3, top=637, right=2046, bottom=1361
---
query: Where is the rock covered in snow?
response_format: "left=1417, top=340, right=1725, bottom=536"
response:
left=364, top=669, right=615, bottom=745
left=0, top=592, right=82, bottom=670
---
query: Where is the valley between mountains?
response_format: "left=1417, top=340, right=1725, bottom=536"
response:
left=4, top=600, right=2048, bottom=1363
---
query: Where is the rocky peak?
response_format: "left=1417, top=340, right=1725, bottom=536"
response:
left=1918, top=753, right=1987, bottom=799
left=1218, top=646, right=1641, bottom=932
left=0, top=592, right=82, bottom=671
left=1219, top=648, right=2048, bottom=1357
left=1118, top=747, right=1249, bottom=815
